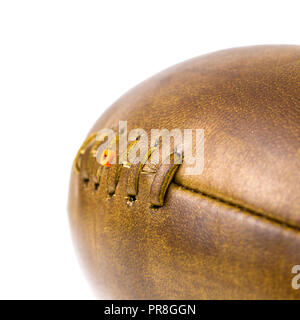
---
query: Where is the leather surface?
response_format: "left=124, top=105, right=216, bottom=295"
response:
left=69, top=45, right=300, bottom=299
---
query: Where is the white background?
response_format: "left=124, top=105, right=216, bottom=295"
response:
left=0, top=0, right=299, bottom=299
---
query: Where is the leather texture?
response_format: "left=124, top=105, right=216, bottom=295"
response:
left=68, top=45, right=300, bottom=299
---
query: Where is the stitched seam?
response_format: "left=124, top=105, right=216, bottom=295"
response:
left=172, top=181, right=300, bottom=233
left=75, top=133, right=300, bottom=233
left=158, top=164, right=181, bottom=206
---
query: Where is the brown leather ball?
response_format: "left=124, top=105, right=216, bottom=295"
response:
left=68, top=45, right=300, bottom=299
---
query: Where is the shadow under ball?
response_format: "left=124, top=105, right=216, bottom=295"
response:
left=68, top=45, right=300, bottom=299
